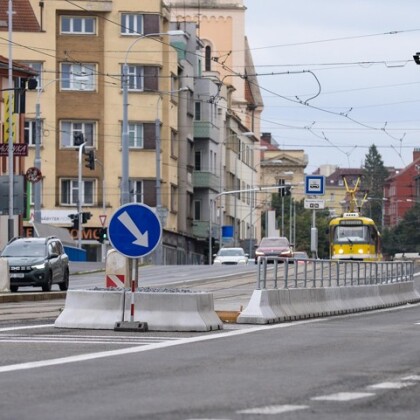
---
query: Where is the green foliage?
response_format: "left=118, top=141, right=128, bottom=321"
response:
left=362, top=144, right=389, bottom=227
left=382, top=203, right=420, bottom=257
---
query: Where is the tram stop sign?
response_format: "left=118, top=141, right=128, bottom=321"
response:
left=108, top=203, right=162, bottom=258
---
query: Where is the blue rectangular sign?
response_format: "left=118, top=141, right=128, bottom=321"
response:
left=305, top=175, right=325, bottom=195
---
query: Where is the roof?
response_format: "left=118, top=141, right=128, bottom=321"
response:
left=0, top=0, right=40, bottom=32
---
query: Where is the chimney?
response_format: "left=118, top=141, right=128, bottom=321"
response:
left=261, top=132, right=272, bottom=144
left=413, top=148, right=420, bottom=162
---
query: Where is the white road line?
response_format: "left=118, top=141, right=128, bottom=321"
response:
left=401, top=375, right=420, bottom=381
left=311, top=392, right=375, bottom=402
left=238, top=404, right=309, bottom=414
left=367, top=381, right=416, bottom=390
left=0, top=318, right=321, bottom=374
left=0, top=324, right=54, bottom=332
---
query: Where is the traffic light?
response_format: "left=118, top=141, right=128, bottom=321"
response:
left=68, top=213, right=79, bottom=230
left=74, top=132, right=84, bottom=146
left=98, top=227, right=107, bottom=243
left=85, top=150, right=95, bottom=170
left=82, top=212, right=92, bottom=224
left=283, top=186, right=292, bottom=196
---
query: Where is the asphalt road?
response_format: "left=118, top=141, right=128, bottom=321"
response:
left=0, top=265, right=419, bottom=419
left=0, top=304, right=419, bottom=419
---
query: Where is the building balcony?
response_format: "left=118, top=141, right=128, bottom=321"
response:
left=194, top=121, right=219, bottom=140
left=193, top=171, right=220, bottom=192
left=77, top=1, right=112, bottom=12
left=192, top=220, right=220, bottom=239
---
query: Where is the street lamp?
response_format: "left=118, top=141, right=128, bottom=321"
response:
left=121, top=30, right=185, bottom=206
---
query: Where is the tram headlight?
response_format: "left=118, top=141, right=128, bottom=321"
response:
left=338, top=249, right=344, bottom=254
left=358, top=249, right=363, bottom=254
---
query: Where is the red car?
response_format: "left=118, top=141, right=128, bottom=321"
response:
left=254, top=236, right=293, bottom=264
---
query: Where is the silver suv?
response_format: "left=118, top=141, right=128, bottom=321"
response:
left=1, top=236, right=69, bottom=292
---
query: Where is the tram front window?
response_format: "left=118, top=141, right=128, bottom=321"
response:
left=334, top=226, right=368, bottom=243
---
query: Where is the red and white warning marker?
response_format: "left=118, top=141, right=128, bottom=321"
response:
left=106, top=274, right=125, bottom=288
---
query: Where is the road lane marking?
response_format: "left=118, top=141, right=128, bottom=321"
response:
left=0, top=324, right=53, bottom=332
left=401, top=375, right=420, bottom=381
left=367, top=381, right=416, bottom=390
left=238, top=405, right=309, bottom=414
left=0, top=318, right=322, bottom=373
left=311, top=392, right=375, bottom=401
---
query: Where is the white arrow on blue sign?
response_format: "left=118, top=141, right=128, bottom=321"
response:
left=108, top=203, right=162, bottom=258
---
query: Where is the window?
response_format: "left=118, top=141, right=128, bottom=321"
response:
left=171, top=129, right=177, bottom=157
left=129, top=180, right=143, bottom=203
left=61, top=16, right=96, bottom=34
left=29, top=182, right=42, bottom=206
left=121, top=13, right=143, bottom=35
left=128, top=123, right=143, bottom=148
left=194, top=102, right=201, bottom=121
left=61, top=121, right=95, bottom=148
left=171, top=185, right=177, bottom=213
left=122, top=66, right=159, bottom=92
left=24, top=120, right=41, bottom=146
left=194, top=151, right=201, bottom=171
left=61, top=179, right=94, bottom=206
left=61, top=63, right=95, bottom=91
left=24, top=62, right=43, bottom=88
left=194, top=200, right=201, bottom=220
left=205, top=46, right=212, bottom=71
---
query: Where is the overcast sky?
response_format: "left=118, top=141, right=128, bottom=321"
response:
left=243, top=0, right=420, bottom=173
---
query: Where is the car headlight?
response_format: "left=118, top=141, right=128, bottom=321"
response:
left=32, top=263, right=46, bottom=270
left=255, top=250, right=264, bottom=256
left=213, top=259, right=221, bottom=264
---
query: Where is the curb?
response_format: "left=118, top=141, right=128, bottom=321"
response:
left=0, top=291, right=66, bottom=303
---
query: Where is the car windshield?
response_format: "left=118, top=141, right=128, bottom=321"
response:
left=1, top=242, right=46, bottom=257
left=259, top=238, right=289, bottom=247
left=219, top=249, right=244, bottom=256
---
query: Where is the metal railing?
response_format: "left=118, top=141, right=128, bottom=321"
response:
left=256, top=257, right=415, bottom=290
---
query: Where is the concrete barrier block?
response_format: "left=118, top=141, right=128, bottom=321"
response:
left=55, top=289, right=125, bottom=330
left=378, top=283, right=403, bottom=307
left=0, top=258, right=10, bottom=293
left=128, top=291, right=223, bottom=332
left=237, top=289, right=279, bottom=324
left=277, top=289, right=296, bottom=321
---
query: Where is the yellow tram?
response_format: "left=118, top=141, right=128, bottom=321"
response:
left=329, top=212, right=382, bottom=261
left=328, top=176, right=382, bottom=261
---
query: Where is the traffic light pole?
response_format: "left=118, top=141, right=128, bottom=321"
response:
left=78, top=142, right=86, bottom=249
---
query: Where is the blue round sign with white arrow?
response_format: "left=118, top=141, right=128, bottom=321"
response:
left=108, top=203, right=162, bottom=258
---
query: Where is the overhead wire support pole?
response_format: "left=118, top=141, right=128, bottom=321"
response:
left=78, top=142, right=86, bottom=249
left=7, top=0, right=14, bottom=240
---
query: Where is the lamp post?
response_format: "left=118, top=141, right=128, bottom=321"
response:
left=7, top=0, right=14, bottom=240
left=121, top=30, right=184, bottom=206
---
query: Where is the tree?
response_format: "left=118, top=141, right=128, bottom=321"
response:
left=362, top=144, right=389, bottom=228
left=382, top=203, right=420, bottom=257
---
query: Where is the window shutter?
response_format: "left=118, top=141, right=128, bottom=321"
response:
left=143, top=180, right=156, bottom=207
left=143, top=14, right=160, bottom=35
left=144, top=66, right=159, bottom=92
left=143, top=123, right=156, bottom=150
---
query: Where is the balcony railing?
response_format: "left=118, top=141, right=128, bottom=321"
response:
left=194, top=121, right=219, bottom=140
left=192, top=171, right=220, bottom=191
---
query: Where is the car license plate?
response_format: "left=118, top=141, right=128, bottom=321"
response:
left=10, top=273, right=25, bottom=278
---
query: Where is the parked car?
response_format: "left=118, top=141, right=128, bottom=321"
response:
left=292, top=251, right=309, bottom=264
left=0, top=236, right=70, bottom=292
left=213, top=247, right=249, bottom=265
left=254, top=236, right=293, bottom=264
